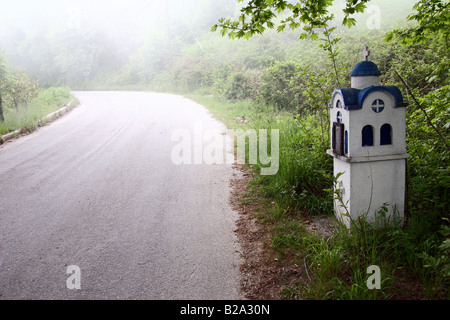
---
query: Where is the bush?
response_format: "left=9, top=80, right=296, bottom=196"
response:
left=0, top=87, right=74, bottom=135
left=256, top=60, right=305, bottom=112
left=223, top=69, right=259, bottom=101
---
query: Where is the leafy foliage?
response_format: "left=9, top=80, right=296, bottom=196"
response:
left=386, top=0, right=450, bottom=83
left=0, top=0, right=447, bottom=299
left=255, top=60, right=305, bottom=111
left=0, top=87, right=75, bottom=135
left=209, top=0, right=449, bottom=299
left=211, top=0, right=371, bottom=40
left=0, top=54, right=39, bottom=122
left=2, top=67, right=39, bottom=110
left=386, top=0, right=449, bottom=45
left=0, top=52, right=8, bottom=121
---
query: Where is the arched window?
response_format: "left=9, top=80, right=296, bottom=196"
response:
left=380, top=124, right=392, bottom=145
left=362, top=125, right=374, bottom=147
left=337, top=111, right=342, bottom=123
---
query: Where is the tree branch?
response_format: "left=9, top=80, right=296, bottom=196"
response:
left=394, top=69, right=450, bottom=151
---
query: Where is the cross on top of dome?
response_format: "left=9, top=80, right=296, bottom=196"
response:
left=363, top=46, right=370, bottom=61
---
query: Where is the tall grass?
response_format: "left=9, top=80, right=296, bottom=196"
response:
left=0, top=87, right=76, bottom=135
left=251, top=113, right=333, bottom=216
left=189, top=94, right=334, bottom=216
left=192, top=93, right=449, bottom=300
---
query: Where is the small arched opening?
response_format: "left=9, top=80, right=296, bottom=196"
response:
left=362, top=125, right=374, bottom=147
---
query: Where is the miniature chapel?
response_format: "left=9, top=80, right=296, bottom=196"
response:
left=327, top=47, right=409, bottom=227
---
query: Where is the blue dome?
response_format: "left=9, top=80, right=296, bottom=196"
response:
left=350, top=61, right=381, bottom=77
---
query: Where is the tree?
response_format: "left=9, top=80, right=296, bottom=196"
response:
left=0, top=93, right=3, bottom=122
left=212, top=0, right=372, bottom=89
left=386, top=0, right=449, bottom=83
left=3, top=68, right=39, bottom=110
left=46, top=29, right=122, bottom=86
left=211, top=0, right=370, bottom=40
left=0, top=53, right=8, bottom=121
left=386, top=0, right=449, bottom=45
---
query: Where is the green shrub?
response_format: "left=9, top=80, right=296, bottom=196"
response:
left=256, top=60, right=306, bottom=112
left=0, top=87, right=74, bottom=135
left=223, top=69, right=259, bottom=101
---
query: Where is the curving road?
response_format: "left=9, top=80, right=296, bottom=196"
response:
left=0, top=91, right=241, bottom=300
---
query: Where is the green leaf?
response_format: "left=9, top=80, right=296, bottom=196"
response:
left=277, top=24, right=286, bottom=32
left=299, top=33, right=308, bottom=40
left=310, top=32, right=319, bottom=41
left=343, top=17, right=356, bottom=28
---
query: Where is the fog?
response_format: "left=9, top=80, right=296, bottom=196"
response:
left=0, top=0, right=237, bottom=87
left=1, top=0, right=217, bottom=40
left=0, top=0, right=233, bottom=51
left=0, top=0, right=415, bottom=89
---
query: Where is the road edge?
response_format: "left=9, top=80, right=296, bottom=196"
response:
left=0, top=99, right=78, bottom=144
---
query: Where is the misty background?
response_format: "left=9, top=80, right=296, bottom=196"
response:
left=1, top=0, right=448, bottom=300
left=0, top=0, right=414, bottom=90
left=0, top=0, right=235, bottom=87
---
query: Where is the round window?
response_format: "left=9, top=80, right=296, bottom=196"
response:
left=372, top=99, right=385, bottom=113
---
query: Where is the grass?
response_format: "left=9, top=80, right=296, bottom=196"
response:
left=0, top=87, right=77, bottom=136
left=189, top=93, right=334, bottom=215
left=189, top=92, right=449, bottom=300
left=185, top=94, right=256, bottom=129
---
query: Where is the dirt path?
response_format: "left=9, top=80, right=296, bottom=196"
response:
left=230, top=163, right=426, bottom=300
left=230, top=164, right=310, bottom=299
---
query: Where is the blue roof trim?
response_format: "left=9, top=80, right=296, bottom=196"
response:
left=350, top=61, right=381, bottom=77
left=332, top=86, right=408, bottom=110
left=331, top=88, right=360, bottom=109
left=358, top=86, right=408, bottom=109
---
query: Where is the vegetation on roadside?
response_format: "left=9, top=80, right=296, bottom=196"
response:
left=188, top=0, right=449, bottom=299
left=0, top=85, right=77, bottom=136
left=0, top=0, right=447, bottom=299
left=1, top=49, right=77, bottom=136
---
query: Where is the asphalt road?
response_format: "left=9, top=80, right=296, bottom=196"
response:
left=0, top=91, right=241, bottom=300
